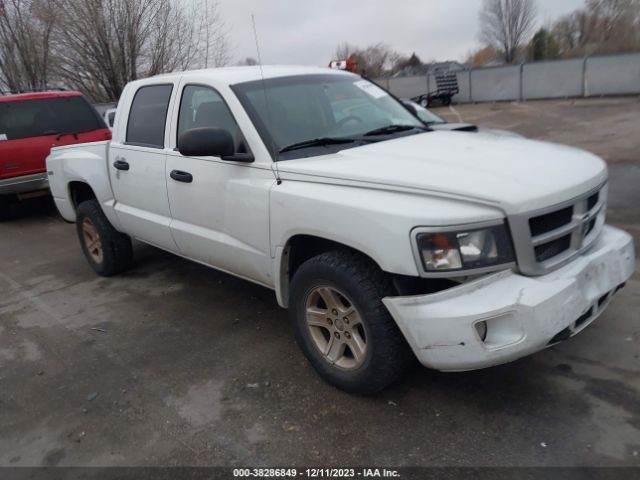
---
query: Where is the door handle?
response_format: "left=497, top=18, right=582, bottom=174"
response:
left=170, top=170, right=193, bottom=183
left=113, top=159, right=130, bottom=171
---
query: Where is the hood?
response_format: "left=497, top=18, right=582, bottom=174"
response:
left=277, top=131, right=607, bottom=215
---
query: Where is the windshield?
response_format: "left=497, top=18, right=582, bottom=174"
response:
left=232, top=74, right=425, bottom=160
left=0, top=96, right=105, bottom=141
left=410, top=102, right=446, bottom=125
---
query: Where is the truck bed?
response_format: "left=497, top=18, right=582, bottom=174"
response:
left=46, top=141, right=112, bottom=222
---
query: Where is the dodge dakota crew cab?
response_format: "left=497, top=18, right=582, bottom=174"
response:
left=47, top=66, right=635, bottom=393
left=0, top=91, right=111, bottom=217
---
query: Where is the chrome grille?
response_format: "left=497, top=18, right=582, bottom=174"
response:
left=510, top=183, right=607, bottom=276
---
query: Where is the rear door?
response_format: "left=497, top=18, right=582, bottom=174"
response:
left=108, top=82, right=179, bottom=252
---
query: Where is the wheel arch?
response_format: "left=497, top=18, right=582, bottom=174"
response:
left=68, top=181, right=97, bottom=211
left=274, top=233, right=388, bottom=308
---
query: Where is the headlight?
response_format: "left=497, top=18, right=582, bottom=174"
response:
left=415, top=223, right=514, bottom=273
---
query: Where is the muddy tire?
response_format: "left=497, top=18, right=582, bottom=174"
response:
left=289, top=250, right=409, bottom=394
left=76, top=199, right=132, bottom=276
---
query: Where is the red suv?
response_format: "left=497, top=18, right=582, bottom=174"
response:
left=0, top=91, right=111, bottom=216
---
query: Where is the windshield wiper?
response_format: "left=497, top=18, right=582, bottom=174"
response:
left=363, top=124, right=426, bottom=136
left=279, top=137, right=355, bottom=153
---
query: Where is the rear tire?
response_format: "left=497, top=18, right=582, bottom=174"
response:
left=288, top=250, right=409, bottom=394
left=76, top=199, right=132, bottom=276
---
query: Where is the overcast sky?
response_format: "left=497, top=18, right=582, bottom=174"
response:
left=217, top=0, right=585, bottom=66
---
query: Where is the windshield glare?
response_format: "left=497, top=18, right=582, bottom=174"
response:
left=232, top=74, right=424, bottom=157
left=411, top=102, right=446, bottom=124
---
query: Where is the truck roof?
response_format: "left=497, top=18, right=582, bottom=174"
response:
left=144, top=65, right=353, bottom=86
left=0, top=91, right=83, bottom=103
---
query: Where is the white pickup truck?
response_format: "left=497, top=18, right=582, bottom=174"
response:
left=47, top=66, right=635, bottom=393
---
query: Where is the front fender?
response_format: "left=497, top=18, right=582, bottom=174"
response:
left=270, top=180, right=505, bottom=279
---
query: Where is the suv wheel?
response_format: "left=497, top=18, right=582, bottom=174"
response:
left=289, top=250, right=409, bottom=394
left=76, top=199, right=133, bottom=276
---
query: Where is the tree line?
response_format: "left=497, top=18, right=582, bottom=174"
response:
left=0, top=0, right=229, bottom=101
left=473, top=0, right=640, bottom=65
left=329, top=0, right=640, bottom=76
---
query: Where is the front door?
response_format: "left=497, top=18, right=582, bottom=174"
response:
left=165, top=83, right=273, bottom=285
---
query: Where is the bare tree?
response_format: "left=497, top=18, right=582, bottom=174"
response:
left=552, top=10, right=599, bottom=55
left=332, top=42, right=400, bottom=77
left=334, top=42, right=358, bottom=62
left=237, top=57, right=259, bottom=66
left=479, top=0, right=538, bottom=63
left=0, top=0, right=57, bottom=92
left=192, top=0, right=230, bottom=69
left=583, top=0, right=640, bottom=51
left=466, top=46, right=501, bottom=66
left=552, top=0, right=640, bottom=57
left=51, top=0, right=229, bottom=102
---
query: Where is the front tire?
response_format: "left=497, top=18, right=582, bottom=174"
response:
left=289, top=250, right=409, bottom=394
left=76, top=199, right=133, bottom=276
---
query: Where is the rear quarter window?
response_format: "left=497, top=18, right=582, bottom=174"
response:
left=125, top=84, right=173, bottom=148
left=0, top=96, right=105, bottom=141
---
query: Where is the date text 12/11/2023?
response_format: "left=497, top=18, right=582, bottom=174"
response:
left=232, top=468, right=401, bottom=478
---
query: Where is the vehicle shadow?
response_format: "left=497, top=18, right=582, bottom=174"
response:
left=122, top=241, right=569, bottom=408
left=102, top=236, right=617, bottom=426
left=1, top=194, right=58, bottom=222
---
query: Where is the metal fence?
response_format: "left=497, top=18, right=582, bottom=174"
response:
left=375, top=52, right=640, bottom=103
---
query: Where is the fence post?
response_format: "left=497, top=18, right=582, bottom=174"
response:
left=582, top=56, right=589, bottom=98
left=468, top=68, right=473, bottom=103
left=519, top=62, right=525, bottom=102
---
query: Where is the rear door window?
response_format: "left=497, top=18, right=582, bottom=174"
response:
left=126, top=84, right=173, bottom=148
left=0, top=96, right=104, bottom=141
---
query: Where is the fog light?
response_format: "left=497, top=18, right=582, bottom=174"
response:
left=475, top=321, right=488, bottom=342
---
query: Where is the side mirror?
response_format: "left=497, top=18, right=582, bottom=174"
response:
left=178, top=127, right=235, bottom=157
left=178, top=127, right=254, bottom=162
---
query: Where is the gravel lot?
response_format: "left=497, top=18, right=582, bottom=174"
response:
left=1, top=97, right=639, bottom=467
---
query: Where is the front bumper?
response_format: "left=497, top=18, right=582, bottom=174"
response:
left=383, top=225, right=635, bottom=371
left=0, top=172, right=49, bottom=196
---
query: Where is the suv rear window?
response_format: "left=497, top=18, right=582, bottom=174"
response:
left=0, top=96, right=105, bottom=141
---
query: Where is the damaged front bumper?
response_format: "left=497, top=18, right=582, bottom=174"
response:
left=383, top=225, right=635, bottom=371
